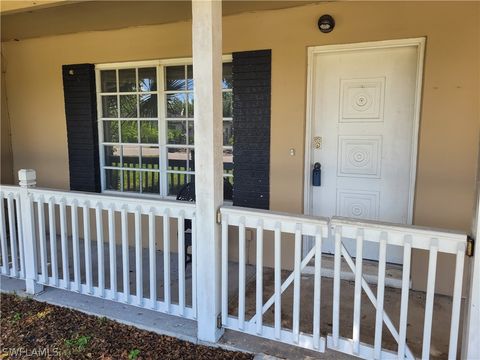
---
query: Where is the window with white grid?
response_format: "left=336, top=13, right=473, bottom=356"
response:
left=96, top=58, right=233, bottom=198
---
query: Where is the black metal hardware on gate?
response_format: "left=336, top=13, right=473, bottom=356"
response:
left=467, top=235, right=475, bottom=257
left=312, top=162, right=321, bottom=187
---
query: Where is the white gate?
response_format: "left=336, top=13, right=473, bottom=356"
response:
left=328, top=218, right=466, bottom=359
left=220, top=206, right=330, bottom=351
left=220, top=207, right=467, bottom=359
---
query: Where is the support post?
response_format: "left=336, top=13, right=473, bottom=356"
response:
left=192, top=0, right=224, bottom=342
left=462, top=189, right=480, bottom=359
left=18, top=169, right=43, bottom=294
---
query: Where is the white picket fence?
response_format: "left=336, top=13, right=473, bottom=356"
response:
left=0, top=183, right=197, bottom=319
left=220, top=206, right=467, bottom=359
left=0, top=178, right=469, bottom=359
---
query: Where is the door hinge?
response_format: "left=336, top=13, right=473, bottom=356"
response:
left=466, top=235, right=475, bottom=257
left=216, top=209, right=222, bottom=224
left=217, top=313, right=222, bottom=329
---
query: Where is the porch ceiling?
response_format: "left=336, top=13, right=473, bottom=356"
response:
left=1, top=0, right=320, bottom=42
left=0, top=0, right=78, bottom=15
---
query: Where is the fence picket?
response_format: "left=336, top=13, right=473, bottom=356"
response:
left=7, top=194, right=19, bottom=277
left=448, top=242, right=466, bottom=359
left=35, top=197, right=47, bottom=280
left=256, top=220, right=264, bottom=335
left=121, top=206, right=130, bottom=303
left=59, top=199, right=69, bottom=288
left=238, top=217, right=246, bottom=330
left=422, top=239, right=438, bottom=360
left=83, top=202, right=93, bottom=294
left=274, top=222, right=281, bottom=340
left=108, top=206, right=117, bottom=299
left=163, top=209, right=171, bottom=311
left=374, top=232, right=388, bottom=359
left=353, top=228, right=364, bottom=354
left=15, top=194, right=25, bottom=278
left=332, top=226, right=342, bottom=348
left=292, top=224, right=302, bottom=344
left=148, top=211, right=156, bottom=309
left=0, top=194, right=9, bottom=275
left=135, top=208, right=143, bottom=305
left=71, top=200, right=81, bottom=291
left=96, top=204, right=105, bottom=297
left=178, top=210, right=186, bottom=315
left=221, top=213, right=229, bottom=326
left=48, top=198, right=58, bottom=286
left=313, top=227, right=323, bottom=349
left=191, top=216, right=197, bottom=318
left=398, top=235, right=412, bottom=359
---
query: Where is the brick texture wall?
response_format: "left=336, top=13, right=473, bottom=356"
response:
left=232, top=50, right=271, bottom=209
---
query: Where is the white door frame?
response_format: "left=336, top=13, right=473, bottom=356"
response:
left=303, top=38, right=426, bottom=225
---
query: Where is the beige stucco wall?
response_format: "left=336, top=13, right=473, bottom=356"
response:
left=1, top=2, right=479, bottom=294
left=1, top=54, right=13, bottom=184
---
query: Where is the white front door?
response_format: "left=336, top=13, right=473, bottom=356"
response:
left=306, top=40, right=424, bottom=263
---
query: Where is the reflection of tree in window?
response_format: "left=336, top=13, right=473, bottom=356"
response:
left=102, top=96, right=117, bottom=118
left=120, top=95, right=137, bottom=118
left=140, top=95, right=157, bottom=117
left=104, top=121, right=119, bottom=142
left=167, top=94, right=186, bottom=118
left=121, top=121, right=138, bottom=143
left=140, top=122, right=158, bottom=143
left=168, top=122, right=187, bottom=144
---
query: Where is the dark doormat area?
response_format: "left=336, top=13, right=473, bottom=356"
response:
left=0, top=293, right=253, bottom=360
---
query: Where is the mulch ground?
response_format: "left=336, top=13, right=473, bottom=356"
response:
left=0, top=293, right=253, bottom=359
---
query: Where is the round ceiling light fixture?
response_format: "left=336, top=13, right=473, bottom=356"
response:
left=318, top=14, right=335, bottom=33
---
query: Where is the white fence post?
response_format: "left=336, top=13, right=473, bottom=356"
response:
left=462, top=191, right=480, bottom=359
left=18, top=169, right=43, bottom=294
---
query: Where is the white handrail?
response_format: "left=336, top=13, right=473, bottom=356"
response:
left=331, top=216, right=465, bottom=254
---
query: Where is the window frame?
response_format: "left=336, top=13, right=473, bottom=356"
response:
left=95, top=55, right=233, bottom=200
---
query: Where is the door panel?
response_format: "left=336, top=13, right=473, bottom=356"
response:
left=308, top=44, right=420, bottom=263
